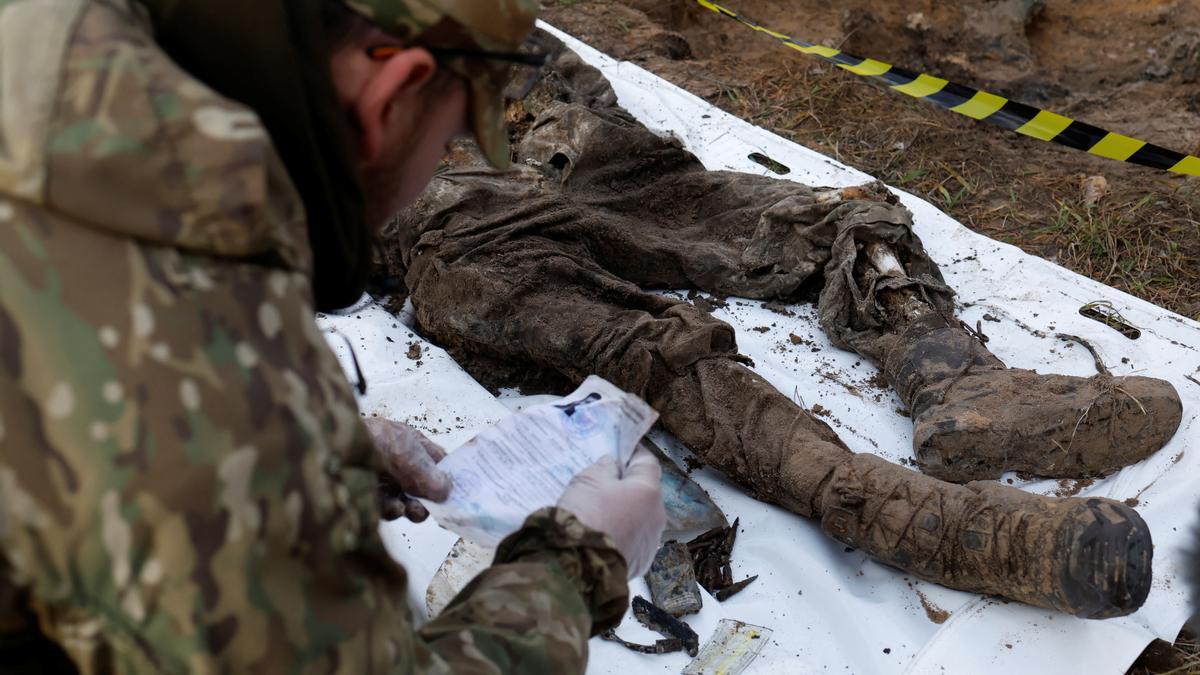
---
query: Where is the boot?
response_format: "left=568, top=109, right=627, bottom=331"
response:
left=885, top=313, right=1183, bottom=482
left=866, top=243, right=1183, bottom=483
left=820, top=453, right=1153, bottom=619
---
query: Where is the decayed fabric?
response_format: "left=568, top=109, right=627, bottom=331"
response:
left=383, top=32, right=1180, bottom=618
left=0, top=2, right=626, bottom=673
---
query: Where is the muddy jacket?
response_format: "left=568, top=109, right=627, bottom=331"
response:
left=0, top=1, right=627, bottom=673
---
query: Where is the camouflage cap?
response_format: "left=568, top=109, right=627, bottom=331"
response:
left=343, top=0, right=539, bottom=168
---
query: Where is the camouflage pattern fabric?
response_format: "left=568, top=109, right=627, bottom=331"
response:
left=0, top=1, right=626, bottom=673
left=344, top=0, right=539, bottom=168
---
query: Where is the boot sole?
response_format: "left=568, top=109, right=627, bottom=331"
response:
left=1059, top=499, right=1153, bottom=619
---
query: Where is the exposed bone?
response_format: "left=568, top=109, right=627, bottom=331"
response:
left=867, top=242, right=906, bottom=277
left=865, top=242, right=934, bottom=325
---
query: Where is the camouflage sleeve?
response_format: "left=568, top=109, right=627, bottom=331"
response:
left=416, top=507, right=629, bottom=673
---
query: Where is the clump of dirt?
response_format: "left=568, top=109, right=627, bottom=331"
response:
left=909, top=583, right=952, bottom=624
left=865, top=371, right=891, bottom=390
left=542, top=0, right=1200, bottom=319
left=764, top=301, right=797, bottom=317
left=687, top=289, right=730, bottom=313
left=1055, top=477, right=1096, bottom=498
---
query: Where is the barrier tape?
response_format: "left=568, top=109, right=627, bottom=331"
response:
left=696, top=0, right=1200, bottom=177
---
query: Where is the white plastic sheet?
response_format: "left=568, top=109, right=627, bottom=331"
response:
left=318, top=22, right=1200, bottom=675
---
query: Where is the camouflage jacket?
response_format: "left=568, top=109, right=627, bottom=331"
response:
left=0, top=1, right=628, bottom=673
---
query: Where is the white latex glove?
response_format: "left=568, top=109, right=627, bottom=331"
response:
left=557, top=446, right=667, bottom=578
left=363, top=418, right=452, bottom=522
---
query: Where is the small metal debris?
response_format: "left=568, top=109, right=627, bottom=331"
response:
left=632, top=596, right=700, bottom=657
left=1079, top=300, right=1141, bottom=340
left=687, top=519, right=759, bottom=600
left=600, top=630, right=686, bottom=655
left=602, top=596, right=700, bottom=658
left=748, top=152, right=791, bottom=175
left=645, top=542, right=704, bottom=617
left=714, top=575, right=759, bottom=602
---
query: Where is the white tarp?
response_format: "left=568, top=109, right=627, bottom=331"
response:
left=318, top=22, right=1200, bottom=675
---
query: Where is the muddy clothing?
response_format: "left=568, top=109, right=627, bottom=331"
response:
left=386, top=45, right=943, bottom=515
left=384, top=36, right=1168, bottom=617
left=388, top=36, right=1179, bottom=489
left=0, top=2, right=626, bottom=673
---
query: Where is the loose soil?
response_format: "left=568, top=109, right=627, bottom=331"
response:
left=542, top=0, right=1200, bottom=320
left=913, top=586, right=952, bottom=625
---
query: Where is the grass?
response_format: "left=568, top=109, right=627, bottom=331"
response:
left=701, top=60, right=1200, bottom=321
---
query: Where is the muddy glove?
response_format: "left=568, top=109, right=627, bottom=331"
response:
left=558, top=447, right=667, bottom=578
left=363, top=418, right=452, bottom=522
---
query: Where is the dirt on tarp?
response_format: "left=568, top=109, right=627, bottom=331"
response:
left=541, top=0, right=1200, bottom=321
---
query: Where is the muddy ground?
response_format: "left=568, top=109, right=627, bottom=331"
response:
left=541, top=0, right=1200, bottom=670
left=542, top=0, right=1200, bottom=322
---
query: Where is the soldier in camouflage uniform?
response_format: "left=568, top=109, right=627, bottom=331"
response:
left=0, top=0, right=668, bottom=672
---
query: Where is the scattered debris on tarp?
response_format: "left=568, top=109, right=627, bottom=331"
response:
left=682, top=619, right=774, bottom=675
left=600, top=630, right=688, bottom=656
left=611, top=520, right=764, bottom=660
left=688, top=519, right=759, bottom=600
left=646, top=541, right=704, bottom=617
left=602, top=596, right=701, bottom=657
left=644, top=440, right=729, bottom=542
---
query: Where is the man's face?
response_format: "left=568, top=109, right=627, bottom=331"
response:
left=329, top=41, right=473, bottom=230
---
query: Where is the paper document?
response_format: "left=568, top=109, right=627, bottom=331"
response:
left=422, top=376, right=659, bottom=546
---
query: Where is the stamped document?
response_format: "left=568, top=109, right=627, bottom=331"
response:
left=421, top=376, right=659, bottom=546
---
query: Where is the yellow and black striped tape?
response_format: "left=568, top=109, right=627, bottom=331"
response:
left=696, top=0, right=1200, bottom=177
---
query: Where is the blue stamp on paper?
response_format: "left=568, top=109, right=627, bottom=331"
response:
left=555, top=393, right=607, bottom=439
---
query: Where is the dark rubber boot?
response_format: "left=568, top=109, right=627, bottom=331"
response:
left=884, top=314, right=1183, bottom=482
left=819, top=454, right=1153, bottom=618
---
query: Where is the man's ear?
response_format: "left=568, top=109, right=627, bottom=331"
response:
left=355, top=47, right=438, bottom=163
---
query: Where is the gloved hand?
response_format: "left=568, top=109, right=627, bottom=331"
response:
left=558, top=446, right=667, bottom=578
left=363, top=417, right=452, bottom=522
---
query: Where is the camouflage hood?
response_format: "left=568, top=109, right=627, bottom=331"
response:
left=140, top=0, right=371, bottom=311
